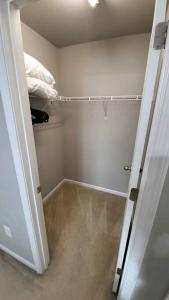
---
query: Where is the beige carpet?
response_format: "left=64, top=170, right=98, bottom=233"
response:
left=0, top=182, right=125, bottom=300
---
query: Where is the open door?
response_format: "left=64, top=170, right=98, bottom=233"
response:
left=0, top=0, right=49, bottom=273
left=113, top=0, right=168, bottom=294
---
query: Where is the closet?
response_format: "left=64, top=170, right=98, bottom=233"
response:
left=10, top=0, right=155, bottom=297
left=21, top=23, right=150, bottom=198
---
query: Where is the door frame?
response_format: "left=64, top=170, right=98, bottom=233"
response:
left=113, top=0, right=167, bottom=293
left=0, top=0, right=49, bottom=273
left=118, top=18, right=169, bottom=298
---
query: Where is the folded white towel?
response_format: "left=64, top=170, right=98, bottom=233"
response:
left=27, top=77, right=58, bottom=100
left=24, top=53, right=55, bottom=87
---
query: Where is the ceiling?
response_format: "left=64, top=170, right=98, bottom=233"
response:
left=21, top=0, right=155, bottom=48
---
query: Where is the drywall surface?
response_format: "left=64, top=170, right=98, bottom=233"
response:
left=59, top=33, right=150, bottom=96
left=0, top=97, right=33, bottom=263
left=33, top=111, right=64, bottom=197
left=21, top=23, right=64, bottom=198
left=21, top=26, right=149, bottom=195
left=131, top=166, right=169, bottom=300
left=63, top=101, right=140, bottom=194
left=21, top=22, right=59, bottom=91
left=61, top=33, right=149, bottom=193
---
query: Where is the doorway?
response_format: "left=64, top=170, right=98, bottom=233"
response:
left=0, top=0, right=167, bottom=299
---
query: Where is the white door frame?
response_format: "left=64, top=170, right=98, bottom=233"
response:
left=118, top=18, right=169, bottom=299
left=0, top=0, right=49, bottom=273
left=113, top=0, right=167, bottom=292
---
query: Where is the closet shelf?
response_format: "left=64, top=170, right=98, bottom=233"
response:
left=33, top=121, right=63, bottom=130
left=49, top=95, right=142, bottom=103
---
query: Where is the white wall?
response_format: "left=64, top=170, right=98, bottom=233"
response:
left=61, top=34, right=150, bottom=193
left=59, top=33, right=150, bottom=96
left=21, top=23, right=59, bottom=91
left=21, top=23, right=64, bottom=197
left=0, top=97, right=33, bottom=263
left=63, top=101, right=141, bottom=193
left=33, top=120, right=64, bottom=197
left=21, top=24, right=150, bottom=195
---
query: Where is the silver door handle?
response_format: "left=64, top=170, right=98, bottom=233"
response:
left=124, top=166, right=131, bottom=172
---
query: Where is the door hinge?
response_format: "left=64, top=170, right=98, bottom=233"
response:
left=130, top=188, right=139, bottom=203
left=154, top=22, right=168, bottom=50
left=117, top=268, right=123, bottom=276
left=37, top=185, right=42, bottom=194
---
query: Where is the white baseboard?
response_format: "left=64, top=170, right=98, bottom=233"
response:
left=64, top=179, right=128, bottom=198
left=0, top=244, right=36, bottom=271
left=43, top=179, right=65, bottom=203
left=43, top=178, right=127, bottom=203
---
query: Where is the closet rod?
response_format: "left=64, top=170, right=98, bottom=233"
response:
left=51, top=95, right=142, bottom=102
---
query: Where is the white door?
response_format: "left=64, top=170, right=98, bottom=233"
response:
left=113, top=0, right=168, bottom=293
left=0, top=0, right=49, bottom=273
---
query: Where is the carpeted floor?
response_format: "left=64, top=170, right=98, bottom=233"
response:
left=0, top=182, right=125, bottom=300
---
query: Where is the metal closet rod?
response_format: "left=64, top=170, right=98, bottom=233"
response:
left=51, top=95, right=142, bottom=102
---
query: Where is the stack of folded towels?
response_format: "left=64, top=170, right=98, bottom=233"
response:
left=24, top=53, right=58, bottom=101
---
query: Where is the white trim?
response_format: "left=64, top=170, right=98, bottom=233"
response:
left=0, top=1, right=49, bottom=273
left=42, top=179, right=127, bottom=204
left=0, top=244, right=36, bottom=271
left=64, top=179, right=127, bottom=198
left=9, top=4, right=49, bottom=272
left=43, top=179, right=65, bottom=203
left=0, top=0, right=37, bottom=272
left=113, top=0, right=167, bottom=293
left=118, top=7, right=169, bottom=299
